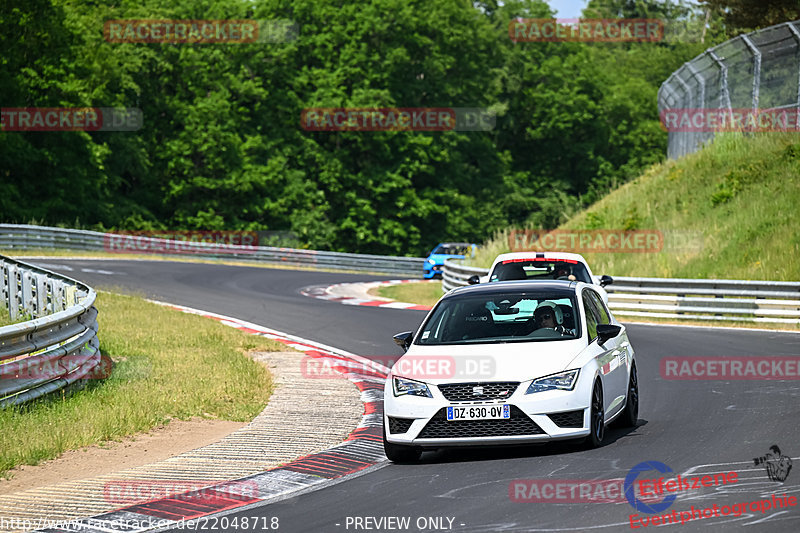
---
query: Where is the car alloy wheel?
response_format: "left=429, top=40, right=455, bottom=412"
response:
left=617, top=364, right=638, bottom=428
left=585, top=380, right=605, bottom=448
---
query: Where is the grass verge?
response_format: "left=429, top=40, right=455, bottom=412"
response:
left=614, top=314, right=800, bottom=332
left=0, top=290, right=284, bottom=478
left=374, top=281, right=443, bottom=308
left=0, top=308, right=32, bottom=328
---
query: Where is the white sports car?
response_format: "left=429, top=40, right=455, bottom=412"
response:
left=468, top=251, right=613, bottom=302
left=383, top=280, right=638, bottom=462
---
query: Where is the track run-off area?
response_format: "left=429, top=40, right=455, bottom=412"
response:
left=20, top=259, right=800, bottom=533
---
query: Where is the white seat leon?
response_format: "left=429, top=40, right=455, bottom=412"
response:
left=383, top=280, right=638, bottom=462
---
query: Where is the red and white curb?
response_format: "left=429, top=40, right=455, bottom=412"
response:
left=38, top=302, right=390, bottom=533
left=301, top=279, right=435, bottom=311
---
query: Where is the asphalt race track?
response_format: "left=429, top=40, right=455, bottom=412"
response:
left=28, top=259, right=800, bottom=533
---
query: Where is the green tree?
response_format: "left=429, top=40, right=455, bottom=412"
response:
left=699, top=0, right=800, bottom=32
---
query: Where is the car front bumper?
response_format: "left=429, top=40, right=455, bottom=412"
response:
left=423, top=265, right=443, bottom=279
left=384, top=379, right=592, bottom=447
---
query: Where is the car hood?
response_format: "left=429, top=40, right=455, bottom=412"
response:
left=393, top=339, right=587, bottom=385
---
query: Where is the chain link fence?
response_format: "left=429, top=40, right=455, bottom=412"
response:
left=659, top=20, right=800, bottom=159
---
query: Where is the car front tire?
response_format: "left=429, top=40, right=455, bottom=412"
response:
left=584, top=380, right=605, bottom=448
left=383, top=424, right=422, bottom=463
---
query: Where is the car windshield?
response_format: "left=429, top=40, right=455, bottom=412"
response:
left=432, top=244, right=471, bottom=255
left=417, top=292, right=580, bottom=345
left=489, top=259, right=592, bottom=284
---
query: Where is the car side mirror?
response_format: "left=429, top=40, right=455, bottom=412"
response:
left=596, top=324, right=621, bottom=345
left=599, top=275, right=613, bottom=287
left=393, top=331, right=414, bottom=352
left=467, top=275, right=480, bottom=285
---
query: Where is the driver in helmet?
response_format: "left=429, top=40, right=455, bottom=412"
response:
left=533, top=301, right=566, bottom=334
left=555, top=264, right=576, bottom=281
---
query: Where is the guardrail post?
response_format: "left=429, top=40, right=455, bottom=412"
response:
left=51, top=279, right=66, bottom=312
left=34, top=273, right=48, bottom=318
left=1, top=262, right=8, bottom=316
left=6, top=265, right=20, bottom=321
left=21, top=270, right=34, bottom=319
left=66, top=285, right=78, bottom=307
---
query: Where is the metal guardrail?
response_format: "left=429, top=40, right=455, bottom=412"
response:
left=0, top=255, right=102, bottom=406
left=0, top=224, right=425, bottom=276
left=659, top=20, right=800, bottom=159
left=442, top=258, right=487, bottom=292
left=442, top=259, right=800, bottom=325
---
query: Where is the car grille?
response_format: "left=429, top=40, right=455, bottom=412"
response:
left=417, top=406, right=544, bottom=439
left=438, top=382, right=519, bottom=402
left=388, top=417, right=414, bottom=434
left=548, top=409, right=584, bottom=428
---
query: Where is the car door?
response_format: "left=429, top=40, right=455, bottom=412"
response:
left=582, top=290, right=627, bottom=418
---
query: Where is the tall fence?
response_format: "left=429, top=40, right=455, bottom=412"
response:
left=0, top=224, right=425, bottom=277
left=442, top=259, right=800, bottom=325
left=0, top=255, right=102, bottom=406
left=659, top=20, right=800, bottom=159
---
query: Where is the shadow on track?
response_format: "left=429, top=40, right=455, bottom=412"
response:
left=408, top=420, right=649, bottom=464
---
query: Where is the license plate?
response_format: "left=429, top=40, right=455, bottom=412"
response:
left=446, top=405, right=510, bottom=421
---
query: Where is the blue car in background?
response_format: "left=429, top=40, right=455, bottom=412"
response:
left=423, top=242, right=477, bottom=279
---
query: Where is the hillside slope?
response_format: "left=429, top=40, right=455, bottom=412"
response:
left=471, top=133, right=800, bottom=281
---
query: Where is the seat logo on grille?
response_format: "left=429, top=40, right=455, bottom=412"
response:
left=473, top=386, right=484, bottom=396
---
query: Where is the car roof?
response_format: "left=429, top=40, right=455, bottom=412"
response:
left=491, top=251, right=588, bottom=264
left=445, top=279, right=582, bottom=299
left=436, top=242, right=474, bottom=247
left=488, top=251, right=596, bottom=281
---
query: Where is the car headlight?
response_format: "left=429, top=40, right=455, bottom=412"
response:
left=393, top=376, right=433, bottom=398
left=427, top=259, right=436, bottom=265
left=525, top=369, right=580, bottom=394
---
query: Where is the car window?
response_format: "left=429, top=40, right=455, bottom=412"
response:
left=489, top=259, right=592, bottom=284
left=432, top=245, right=470, bottom=255
left=585, top=290, right=610, bottom=324
left=582, top=292, right=599, bottom=341
left=417, top=292, right=579, bottom=345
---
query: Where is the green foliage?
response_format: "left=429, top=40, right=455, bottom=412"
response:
left=0, top=0, right=718, bottom=255
left=699, top=0, right=800, bottom=33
